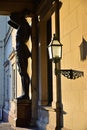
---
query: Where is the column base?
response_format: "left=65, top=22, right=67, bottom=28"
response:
left=14, top=99, right=32, bottom=127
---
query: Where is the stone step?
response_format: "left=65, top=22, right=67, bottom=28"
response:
left=0, top=122, right=39, bottom=130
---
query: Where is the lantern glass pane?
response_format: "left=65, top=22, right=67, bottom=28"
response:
left=52, top=46, right=62, bottom=59
left=48, top=46, right=52, bottom=59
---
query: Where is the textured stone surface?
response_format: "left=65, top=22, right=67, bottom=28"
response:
left=0, top=122, right=39, bottom=130
left=13, top=99, right=32, bottom=127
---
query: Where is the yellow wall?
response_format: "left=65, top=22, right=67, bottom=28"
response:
left=60, top=0, right=87, bottom=130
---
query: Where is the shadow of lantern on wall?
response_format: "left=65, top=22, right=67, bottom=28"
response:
left=79, top=38, right=87, bottom=61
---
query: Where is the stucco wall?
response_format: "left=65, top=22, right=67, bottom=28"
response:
left=0, top=16, right=8, bottom=107
left=0, top=16, right=9, bottom=41
left=60, top=0, right=87, bottom=130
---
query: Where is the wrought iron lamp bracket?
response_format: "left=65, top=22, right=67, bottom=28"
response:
left=55, top=69, right=84, bottom=79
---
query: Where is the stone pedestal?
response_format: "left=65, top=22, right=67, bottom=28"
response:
left=37, top=106, right=57, bottom=130
left=14, top=99, right=32, bottom=127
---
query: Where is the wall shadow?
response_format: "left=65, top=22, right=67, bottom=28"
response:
left=79, top=38, right=87, bottom=61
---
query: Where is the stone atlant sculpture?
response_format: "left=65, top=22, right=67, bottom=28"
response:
left=8, top=11, right=31, bottom=100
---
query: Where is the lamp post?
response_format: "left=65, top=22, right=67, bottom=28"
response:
left=48, top=34, right=84, bottom=130
left=48, top=34, right=63, bottom=130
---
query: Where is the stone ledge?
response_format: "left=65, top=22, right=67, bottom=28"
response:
left=39, top=105, right=56, bottom=112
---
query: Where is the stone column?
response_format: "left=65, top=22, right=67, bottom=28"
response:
left=31, top=16, right=38, bottom=125
left=38, top=20, right=48, bottom=106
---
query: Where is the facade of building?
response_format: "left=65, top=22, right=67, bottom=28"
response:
left=0, top=16, right=17, bottom=120
left=60, top=0, right=87, bottom=129
left=0, top=16, right=10, bottom=120
left=0, top=0, right=87, bottom=130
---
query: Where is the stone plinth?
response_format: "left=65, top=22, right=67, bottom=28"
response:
left=37, top=106, right=57, bottom=130
left=14, top=99, right=32, bottom=127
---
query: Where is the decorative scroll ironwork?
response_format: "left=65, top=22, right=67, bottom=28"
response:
left=55, top=69, right=84, bottom=79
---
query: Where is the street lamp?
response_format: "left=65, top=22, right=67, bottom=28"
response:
left=48, top=34, right=84, bottom=130
left=48, top=34, right=63, bottom=63
left=48, top=34, right=63, bottom=130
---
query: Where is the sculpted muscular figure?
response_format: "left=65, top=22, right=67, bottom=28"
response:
left=8, top=11, right=31, bottom=100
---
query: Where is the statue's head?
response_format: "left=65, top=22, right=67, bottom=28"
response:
left=8, top=9, right=30, bottom=29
